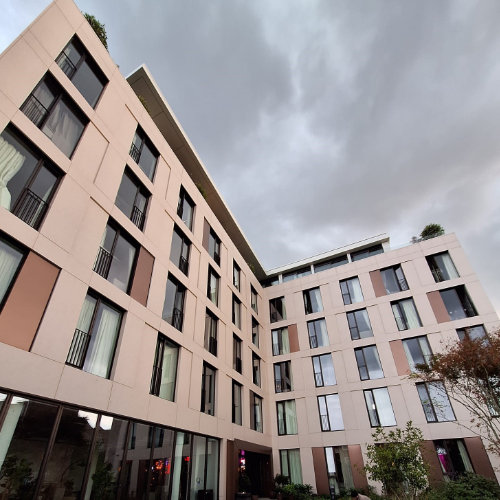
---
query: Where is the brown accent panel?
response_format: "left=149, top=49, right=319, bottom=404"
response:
left=390, top=339, right=411, bottom=376
left=427, top=291, right=450, bottom=323
left=370, top=270, right=387, bottom=298
left=226, top=439, right=237, bottom=500
left=347, top=445, right=369, bottom=492
left=130, top=247, right=154, bottom=307
left=202, top=218, right=210, bottom=251
left=288, top=324, right=300, bottom=353
left=312, top=447, right=329, bottom=495
left=464, top=437, right=497, bottom=481
left=420, top=441, right=444, bottom=487
left=0, top=252, right=59, bottom=351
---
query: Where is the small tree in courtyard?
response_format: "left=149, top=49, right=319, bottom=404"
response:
left=364, top=421, right=428, bottom=500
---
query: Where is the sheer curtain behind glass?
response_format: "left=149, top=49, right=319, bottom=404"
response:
left=0, top=238, right=23, bottom=304
left=285, top=400, right=298, bottom=434
left=436, top=253, right=459, bottom=280
left=400, top=299, right=421, bottom=329
left=160, top=341, right=178, bottom=401
left=373, top=388, right=396, bottom=426
left=288, top=450, right=303, bottom=484
left=0, top=136, right=25, bottom=210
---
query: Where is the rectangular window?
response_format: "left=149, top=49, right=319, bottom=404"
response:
left=207, top=265, right=219, bottom=306
left=457, top=325, right=487, bottom=342
left=250, top=392, right=263, bottom=432
left=169, top=225, right=191, bottom=276
left=351, top=244, right=384, bottom=262
left=177, top=186, right=195, bottom=231
left=115, top=168, right=150, bottom=230
left=391, top=298, right=422, bottom=331
left=303, top=287, right=323, bottom=314
left=251, top=286, right=258, bottom=313
left=440, top=286, right=477, bottom=320
left=204, top=309, right=218, bottom=357
left=314, top=255, right=348, bottom=273
left=307, top=318, right=329, bottom=348
left=340, top=277, right=364, bottom=305
left=129, top=126, right=158, bottom=181
left=201, top=363, right=216, bottom=416
left=277, top=400, right=298, bottom=435
left=355, top=345, right=384, bottom=380
left=233, top=334, right=242, bottom=373
left=427, top=252, right=459, bottom=283
left=417, top=382, right=455, bottom=422
left=150, top=334, right=179, bottom=401
left=274, top=361, right=293, bottom=393
left=21, top=73, right=87, bottom=157
left=162, top=273, right=185, bottom=331
left=380, top=264, right=409, bottom=294
left=318, top=394, right=344, bottom=431
left=282, top=266, right=311, bottom=282
left=263, top=276, right=280, bottom=287
left=347, top=309, right=373, bottom=340
left=325, top=446, right=354, bottom=495
left=270, top=296, right=287, bottom=323
left=207, top=228, right=221, bottom=266
left=434, top=439, right=474, bottom=480
left=56, top=36, right=107, bottom=108
left=253, top=352, right=261, bottom=387
left=402, top=336, right=432, bottom=372
left=0, top=127, right=62, bottom=229
left=232, top=294, right=241, bottom=329
left=272, top=327, right=290, bottom=356
left=312, top=354, right=336, bottom=387
left=93, top=220, right=138, bottom=293
left=252, top=318, right=259, bottom=347
left=364, top=388, right=396, bottom=427
left=280, top=449, right=303, bottom=484
left=66, top=292, right=122, bottom=379
left=0, top=234, right=25, bottom=308
left=232, top=381, right=242, bottom=425
left=233, top=261, right=240, bottom=290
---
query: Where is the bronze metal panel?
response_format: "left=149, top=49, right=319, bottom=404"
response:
left=420, top=441, right=444, bottom=487
left=427, top=291, right=450, bottom=323
left=312, top=447, right=329, bottom=495
left=390, top=339, right=411, bottom=376
left=370, top=270, right=386, bottom=298
left=347, top=445, right=369, bottom=492
left=130, top=246, right=154, bottom=306
left=464, top=437, right=497, bottom=482
left=288, top=323, right=300, bottom=353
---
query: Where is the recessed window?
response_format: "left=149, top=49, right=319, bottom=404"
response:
left=252, top=352, right=261, bottom=387
left=340, top=277, right=364, bottom=305
left=150, top=334, right=179, bottom=402
left=252, top=317, right=259, bottom=347
left=277, top=400, right=298, bottom=435
left=0, top=127, right=62, bottom=229
left=232, top=294, right=241, bottom=329
left=457, top=325, right=487, bottom=342
left=440, top=286, right=477, bottom=320
left=250, top=392, right=263, bottom=432
left=402, top=336, right=432, bottom=372
left=21, top=73, right=87, bottom=157
left=115, top=168, right=149, bottom=230
left=0, top=234, right=25, bottom=308
left=380, top=265, right=409, bottom=294
left=66, top=292, right=122, bottom=379
left=233, top=335, right=242, bottom=373
left=426, top=252, right=459, bottom=283
left=307, top=318, right=329, bottom=348
left=208, top=228, right=221, bottom=266
left=263, top=276, right=280, bottom=288
left=169, top=225, right=191, bottom=276
left=129, top=127, right=158, bottom=181
left=274, top=361, right=292, bottom=393
left=434, top=439, right=474, bottom=480
left=207, top=265, right=219, bottom=306
left=325, top=446, right=355, bottom=495
left=56, top=36, right=107, bottom=108
left=177, top=186, right=195, bottom=231
left=162, top=274, right=185, bottom=331
left=232, top=381, right=242, bottom=425
left=233, top=261, right=240, bottom=291
left=351, top=244, right=383, bottom=262
left=312, top=354, right=336, bottom=387
left=303, top=287, right=323, bottom=314
left=251, top=286, right=258, bottom=313
left=201, top=363, right=216, bottom=416
left=364, top=388, right=396, bottom=427
left=280, top=449, right=302, bottom=484
left=391, top=298, right=422, bottom=331
left=417, top=382, right=455, bottom=422
left=314, top=255, right=348, bottom=273
left=282, top=266, right=311, bottom=282
left=318, top=394, right=344, bottom=431
left=204, top=309, right=218, bottom=357
left=347, top=309, right=373, bottom=340
left=272, top=327, right=290, bottom=356
left=270, top=296, right=287, bottom=323
left=355, top=345, right=384, bottom=380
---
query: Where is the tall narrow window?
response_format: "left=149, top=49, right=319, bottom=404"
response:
left=340, top=277, right=364, bottom=305
left=391, top=298, right=422, bottom=331
left=0, top=235, right=24, bottom=308
left=207, top=266, right=219, bottom=306
left=347, top=309, right=373, bottom=340
left=380, top=265, right=409, bottom=294
left=201, top=363, right=216, bottom=416
left=204, top=309, right=218, bottom=357
left=351, top=244, right=383, bottom=262
left=233, top=261, right=241, bottom=290
left=252, top=318, right=259, bottom=347
left=303, top=287, right=323, bottom=314
left=402, top=336, right=432, bottom=372
left=250, top=392, right=263, bottom=432
left=325, top=446, right=355, bottom=495
left=177, top=186, right=195, bottom=231
left=115, top=168, right=149, bottom=230
left=0, top=127, right=62, bottom=229
left=434, top=439, right=474, bottom=480
left=169, top=225, right=191, bottom=276
left=274, top=361, right=293, bottom=393
left=66, top=292, right=122, bottom=378
left=277, top=400, right=298, bottom=435
left=280, top=449, right=303, bottom=484
left=417, top=382, right=455, bottom=422
left=94, top=221, right=138, bottom=293
left=457, top=325, right=487, bottom=342
left=21, top=73, right=87, bottom=157
left=150, top=334, right=179, bottom=401
left=233, top=334, right=242, bottom=373
left=253, top=352, right=261, bottom=387
left=272, top=327, right=290, bottom=356
left=56, top=36, right=107, bottom=108
left=232, top=294, right=241, bottom=329
left=307, top=318, right=329, bottom=348
left=129, top=127, right=158, bottom=181
left=232, top=381, right=242, bottom=425
left=162, top=274, right=185, bottom=331
left=270, top=296, right=287, bottom=323
left=312, top=354, right=336, bottom=387
left=318, top=394, right=344, bottom=431
left=251, top=286, right=258, bottom=313
left=426, top=252, right=459, bottom=283
left=208, top=228, right=221, bottom=266
left=440, top=286, right=477, bottom=320
left=355, top=345, right=384, bottom=380
left=364, top=388, right=396, bottom=427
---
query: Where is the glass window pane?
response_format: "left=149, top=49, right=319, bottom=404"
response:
left=33, top=80, right=57, bottom=110
left=280, top=450, right=289, bottom=477
left=29, top=165, right=58, bottom=203
left=181, top=198, right=193, bottom=230
left=381, top=268, right=400, bottom=294
left=205, top=438, right=218, bottom=499
left=171, top=432, right=191, bottom=500
left=364, top=391, right=379, bottom=426
left=150, top=428, right=175, bottom=500
left=72, top=60, right=104, bottom=108
left=417, top=384, right=436, bottom=422
left=364, top=346, right=384, bottom=379
left=190, top=435, right=206, bottom=500
left=0, top=237, right=24, bottom=305
left=320, top=355, right=336, bottom=386
left=288, top=449, right=303, bottom=484
left=160, top=340, right=179, bottom=401
left=403, top=338, right=425, bottom=371
left=107, top=234, right=136, bottom=293
left=63, top=42, right=83, bottom=67
left=355, top=309, right=373, bottom=339
left=428, top=382, right=455, bottom=422
left=138, top=143, right=157, bottom=180
left=163, top=276, right=178, bottom=322
left=326, top=395, right=344, bottom=431
left=440, top=289, right=467, bottom=321
left=116, top=172, right=137, bottom=219
left=169, top=228, right=183, bottom=268
left=373, top=388, right=396, bottom=427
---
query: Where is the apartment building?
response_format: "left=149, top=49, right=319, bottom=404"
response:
left=0, top=1, right=498, bottom=499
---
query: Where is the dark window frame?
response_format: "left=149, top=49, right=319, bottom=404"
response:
left=314, top=255, right=349, bottom=273
left=251, top=286, right=258, bottom=313
left=354, top=345, right=384, bottom=381
left=380, top=264, right=409, bottom=294
left=339, top=277, right=362, bottom=305
left=177, top=186, right=195, bottom=231
left=307, top=318, right=328, bottom=348
left=270, top=296, right=286, bottom=323
left=274, top=361, right=292, bottom=393
left=303, top=286, right=323, bottom=315
left=282, top=266, right=311, bottom=282
left=233, top=334, right=242, bottom=373
left=115, top=167, right=150, bottom=231
left=162, top=273, right=186, bottom=332
left=129, top=126, right=159, bottom=181
left=402, top=335, right=432, bottom=371
left=272, top=327, right=289, bottom=356
left=200, top=362, right=216, bottom=416
left=416, top=382, right=456, bottom=423
left=232, top=380, right=242, bottom=425
left=279, top=449, right=301, bottom=483
left=252, top=317, right=259, bottom=347
left=457, top=324, right=488, bottom=342
left=364, top=388, right=396, bottom=428
left=252, top=352, right=261, bottom=387
left=232, top=293, right=241, bottom=329
left=312, top=354, right=336, bottom=387
left=277, top=400, right=297, bottom=436
left=439, top=285, right=477, bottom=320
left=391, top=298, right=422, bottom=331
left=207, top=265, right=220, bottom=307
left=317, top=394, right=343, bottom=432
left=150, top=334, right=179, bottom=402
left=426, top=251, right=460, bottom=283
left=204, top=308, right=218, bottom=357
left=347, top=308, right=373, bottom=340
left=208, top=228, right=221, bottom=266
left=0, top=232, right=28, bottom=313
left=170, top=224, right=191, bottom=276
left=351, top=244, right=384, bottom=262
left=250, top=391, right=263, bottom=433
left=233, top=261, right=241, bottom=291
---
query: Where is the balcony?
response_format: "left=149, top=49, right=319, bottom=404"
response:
left=213, top=250, right=220, bottom=266
left=171, top=307, right=183, bottom=331
left=13, top=188, right=48, bottom=229
left=66, top=329, right=91, bottom=368
left=21, top=94, right=49, bottom=127
left=208, top=336, right=217, bottom=357
left=150, top=364, right=163, bottom=396
left=131, top=205, right=145, bottom=230
left=314, top=372, right=324, bottom=387
left=179, top=256, right=189, bottom=275
left=129, top=142, right=141, bottom=164
left=56, top=51, right=77, bottom=78
left=431, top=267, right=445, bottom=283
left=93, top=246, right=112, bottom=279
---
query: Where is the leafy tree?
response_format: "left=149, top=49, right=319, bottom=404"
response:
left=83, top=13, right=108, bottom=50
left=422, top=472, right=500, bottom=500
left=419, top=223, right=444, bottom=240
left=364, top=421, right=428, bottom=500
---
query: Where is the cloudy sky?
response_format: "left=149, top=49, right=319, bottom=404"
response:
left=2, top=0, right=500, bottom=311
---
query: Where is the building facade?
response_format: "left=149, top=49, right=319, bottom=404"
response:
left=0, top=1, right=498, bottom=499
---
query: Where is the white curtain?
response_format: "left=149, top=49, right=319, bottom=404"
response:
left=400, top=299, right=421, bottom=329
left=317, top=319, right=329, bottom=346
left=160, top=344, right=178, bottom=401
left=338, top=446, right=354, bottom=490
left=327, top=394, right=344, bottom=430
left=373, top=388, right=396, bottom=426
left=0, top=136, right=25, bottom=210
left=42, top=101, right=81, bottom=157
left=457, top=440, right=474, bottom=472
left=76, top=295, right=97, bottom=332
left=0, top=239, right=23, bottom=304
left=281, top=327, right=290, bottom=354
left=288, top=449, right=303, bottom=484
left=285, top=400, right=298, bottom=434
left=350, top=278, right=364, bottom=303
left=441, top=253, right=459, bottom=280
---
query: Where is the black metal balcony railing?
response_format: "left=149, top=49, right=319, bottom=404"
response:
left=94, top=246, right=113, bottom=279
left=179, top=256, right=189, bottom=275
left=208, top=336, right=217, bottom=357
left=213, top=250, right=220, bottom=266
left=398, top=278, right=409, bottom=291
left=278, top=418, right=286, bottom=435
left=315, top=372, right=324, bottom=387
left=176, top=201, right=183, bottom=219
left=271, top=311, right=279, bottom=323
left=171, top=307, right=183, bottom=331
left=272, top=343, right=280, bottom=356
left=320, top=414, right=330, bottom=431
left=395, top=315, right=408, bottom=331
left=150, top=364, right=163, bottom=396
left=431, top=267, right=445, bottom=283
left=309, top=334, right=318, bottom=349
left=342, top=293, right=352, bottom=305
left=66, top=329, right=91, bottom=368
left=349, top=326, right=360, bottom=340
left=131, top=205, right=145, bottom=230
left=21, top=94, right=50, bottom=127
left=275, top=378, right=283, bottom=393
left=56, top=51, right=77, bottom=78
left=129, top=142, right=141, bottom=163
left=13, top=189, right=48, bottom=228
left=462, top=294, right=477, bottom=318
left=235, top=357, right=242, bottom=373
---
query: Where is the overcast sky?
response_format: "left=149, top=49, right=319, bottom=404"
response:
left=2, top=0, right=500, bottom=312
